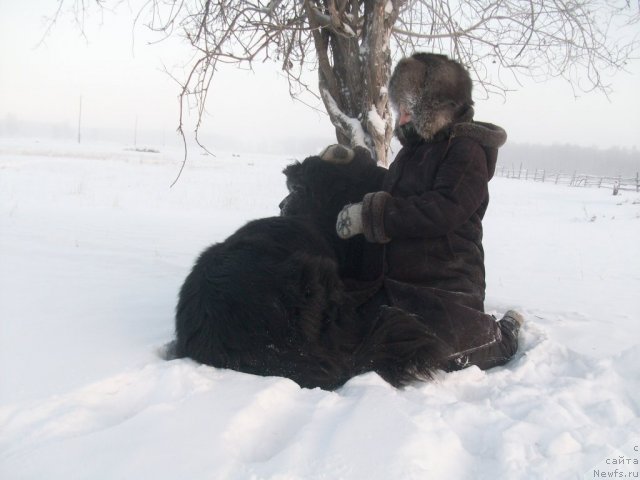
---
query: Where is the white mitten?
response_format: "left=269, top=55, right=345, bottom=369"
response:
left=336, top=203, right=363, bottom=239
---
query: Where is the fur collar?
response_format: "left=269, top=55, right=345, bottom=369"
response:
left=451, top=121, right=507, bottom=148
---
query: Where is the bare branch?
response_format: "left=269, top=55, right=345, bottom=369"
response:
left=57, top=0, right=639, bottom=175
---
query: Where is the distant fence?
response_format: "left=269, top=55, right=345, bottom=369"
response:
left=495, top=165, right=640, bottom=193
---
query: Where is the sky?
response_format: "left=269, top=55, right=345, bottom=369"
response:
left=1, top=0, right=639, bottom=153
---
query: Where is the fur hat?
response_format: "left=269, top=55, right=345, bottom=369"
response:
left=389, top=53, right=474, bottom=141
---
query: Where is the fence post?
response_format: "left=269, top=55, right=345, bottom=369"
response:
left=571, top=171, right=576, bottom=186
left=636, top=172, right=639, bottom=192
left=542, top=169, right=546, bottom=183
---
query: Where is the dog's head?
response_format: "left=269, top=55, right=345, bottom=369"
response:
left=280, top=151, right=382, bottom=223
left=280, top=156, right=350, bottom=220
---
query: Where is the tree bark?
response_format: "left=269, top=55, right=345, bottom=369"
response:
left=361, top=1, right=398, bottom=165
left=306, top=0, right=398, bottom=165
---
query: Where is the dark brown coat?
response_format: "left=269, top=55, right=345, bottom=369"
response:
left=357, top=121, right=507, bottom=356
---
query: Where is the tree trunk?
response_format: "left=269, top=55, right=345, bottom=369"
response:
left=306, top=1, right=398, bottom=165
left=360, top=1, right=397, bottom=165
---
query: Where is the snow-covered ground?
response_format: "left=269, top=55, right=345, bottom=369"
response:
left=1, top=139, right=638, bottom=479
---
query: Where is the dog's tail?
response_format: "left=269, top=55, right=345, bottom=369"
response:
left=158, top=340, right=180, bottom=360
left=354, top=306, right=451, bottom=387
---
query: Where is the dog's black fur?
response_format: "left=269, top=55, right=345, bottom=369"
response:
left=172, top=150, right=448, bottom=390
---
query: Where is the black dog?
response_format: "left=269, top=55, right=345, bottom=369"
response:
left=171, top=151, right=448, bottom=390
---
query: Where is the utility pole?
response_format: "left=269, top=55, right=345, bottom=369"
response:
left=77, top=95, right=82, bottom=144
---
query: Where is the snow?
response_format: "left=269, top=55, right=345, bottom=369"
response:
left=367, top=106, right=387, bottom=136
left=385, top=1, right=394, bottom=16
left=1, top=139, right=639, bottom=479
left=320, top=88, right=368, bottom=149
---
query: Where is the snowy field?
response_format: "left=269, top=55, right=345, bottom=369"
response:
left=1, top=139, right=638, bottom=479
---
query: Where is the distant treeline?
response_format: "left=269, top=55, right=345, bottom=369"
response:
left=2, top=115, right=640, bottom=170
left=498, top=143, right=640, bottom=177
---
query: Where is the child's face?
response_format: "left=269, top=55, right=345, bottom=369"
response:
left=397, top=104, right=413, bottom=126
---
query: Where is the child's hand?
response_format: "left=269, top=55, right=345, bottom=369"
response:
left=336, top=203, right=363, bottom=239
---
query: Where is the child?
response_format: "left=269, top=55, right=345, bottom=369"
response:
left=322, top=53, right=523, bottom=371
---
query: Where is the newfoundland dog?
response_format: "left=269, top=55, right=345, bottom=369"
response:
left=170, top=149, right=448, bottom=390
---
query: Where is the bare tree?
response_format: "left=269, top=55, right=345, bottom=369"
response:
left=54, top=0, right=638, bottom=166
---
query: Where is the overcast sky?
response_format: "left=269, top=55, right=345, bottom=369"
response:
left=1, top=1, right=639, bottom=152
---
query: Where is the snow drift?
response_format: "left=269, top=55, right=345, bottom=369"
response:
left=1, top=140, right=638, bottom=479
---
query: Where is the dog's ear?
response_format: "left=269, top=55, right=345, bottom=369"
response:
left=282, top=161, right=301, bottom=178
left=283, top=161, right=304, bottom=192
left=290, top=252, right=344, bottom=343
